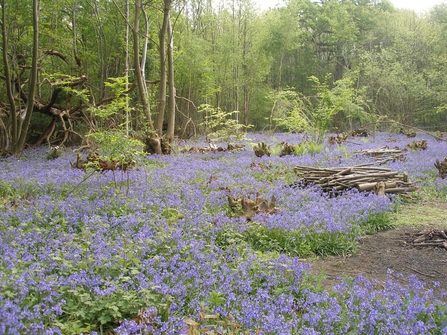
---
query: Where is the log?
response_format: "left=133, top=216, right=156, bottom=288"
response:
left=384, top=187, right=418, bottom=193
left=356, top=181, right=398, bottom=192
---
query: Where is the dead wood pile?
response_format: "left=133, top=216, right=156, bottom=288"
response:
left=351, top=128, right=370, bottom=137
left=328, top=133, right=348, bottom=144
left=293, top=164, right=417, bottom=195
left=182, top=143, right=245, bottom=154
left=354, top=146, right=406, bottom=164
left=70, top=151, right=135, bottom=171
left=407, top=140, right=427, bottom=150
left=406, top=229, right=447, bottom=249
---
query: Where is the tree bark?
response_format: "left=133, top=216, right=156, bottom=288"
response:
left=16, top=0, right=39, bottom=154
left=133, top=0, right=153, bottom=130
left=154, top=0, right=171, bottom=136
left=1, top=0, right=16, bottom=151
left=165, top=15, right=175, bottom=149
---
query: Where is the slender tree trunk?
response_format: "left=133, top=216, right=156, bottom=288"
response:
left=92, top=1, right=106, bottom=99
left=125, top=0, right=130, bottom=135
left=138, top=5, right=151, bottom=131
left=241, top=15, right=249, bottom=126
left=133, top=0, right=153, bottom=129
left=243, top=84, right=249, bottom=125
left=16, top=0, right=39, bottom=154
left=141, top=9, right=149, bottom=74
left=166, top=15, right=175, bottom=146
left=1, top=0, right=16, bottom=151
left=71, top=1, right=80, bottom=68
left=154, top=0, right=171, bottom=136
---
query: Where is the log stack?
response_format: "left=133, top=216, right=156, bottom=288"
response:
left=294, top=164, right=417, bottom=195
left=407, top=229, right=447, bottom=249
left=354, top=146, right=406, bottom=165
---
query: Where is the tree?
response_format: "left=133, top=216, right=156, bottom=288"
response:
left=1, top=0, right=40, bottom=153
left=355, top=9, right=439, bottom=127
left=1, top=0, right=16, bottom=150
left=154, top=0, right=171, bottom=137
left=133, top=0, right=153, bottom=131
left=16, top=0, right=39, bottom=154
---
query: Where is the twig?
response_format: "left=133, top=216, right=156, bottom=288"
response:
left=404, top=266, right=435, bottom=278
left=63, top=169, right=96, bottom=200
left=434, top=270, right=446, bottom=277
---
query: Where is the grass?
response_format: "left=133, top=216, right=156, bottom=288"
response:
left=393, top=202, right=447, bottom=228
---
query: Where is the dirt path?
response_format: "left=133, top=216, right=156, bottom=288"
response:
left=309, top=201, right=447, bottom=295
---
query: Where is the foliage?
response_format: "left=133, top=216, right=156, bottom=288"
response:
left=41, top=73, right=90, bottom=103
left=198, top=104, right=252, bottom=142
left=292, top=141, right=324, bottom=156
left=269, top=88, right=308, bottom=132
left=274, top=75, right=364, bottom=142
left=88, top=77, right=130, bottom=120
left=82, top=76, right=143, bottom=170
left=87, top=131, right=143, bottom=166
left=3, top=0, right=447, bottom=153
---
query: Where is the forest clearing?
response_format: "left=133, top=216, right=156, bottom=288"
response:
left=3, top=0, right=447, bottom=333
left=1, top=131, right=447, bottom=334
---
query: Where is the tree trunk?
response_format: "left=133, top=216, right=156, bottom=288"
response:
left=165, top=15, right=175, bottom=150
left=133, top=0, right=153, bottom=130
left=154, top=0, right=171, bottom=136
left=16, top=0, right=39, bottom=154
left=138, top=6, right=150, bottom=131
left=125, top=0, right=130, bottom=135
left=1, top=0, right=16, bottom=151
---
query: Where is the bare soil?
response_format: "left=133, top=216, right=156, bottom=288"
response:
left=309, top=201, right=447, bottom=295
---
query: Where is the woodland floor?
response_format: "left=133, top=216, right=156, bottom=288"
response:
left=309, top=201, right=447, bottom=296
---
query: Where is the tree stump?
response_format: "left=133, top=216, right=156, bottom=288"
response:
left=434, top=158, right=447, bottom=179
left=253, top=142, right=271, bottom=157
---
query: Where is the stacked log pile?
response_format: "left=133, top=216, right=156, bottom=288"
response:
left=294, top=164, right=417, bottom=195
left=354, top=146, right=406, bottom=164
left=406, top=229, right=447, bottom=249
left=181, top=143, right=245, bottom=154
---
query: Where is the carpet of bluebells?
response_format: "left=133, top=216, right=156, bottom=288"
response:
left=1, top=132, right=447, bottom=334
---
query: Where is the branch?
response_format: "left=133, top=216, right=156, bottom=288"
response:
left=45, top=87, right=63, bottom=111
left=175, top=95, right=197, bottom=110
left=42, top=50, right=69, bottom=63
left=43, top=76, right=87, bottom=113
left=147, top=79, right=161, bottom=85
